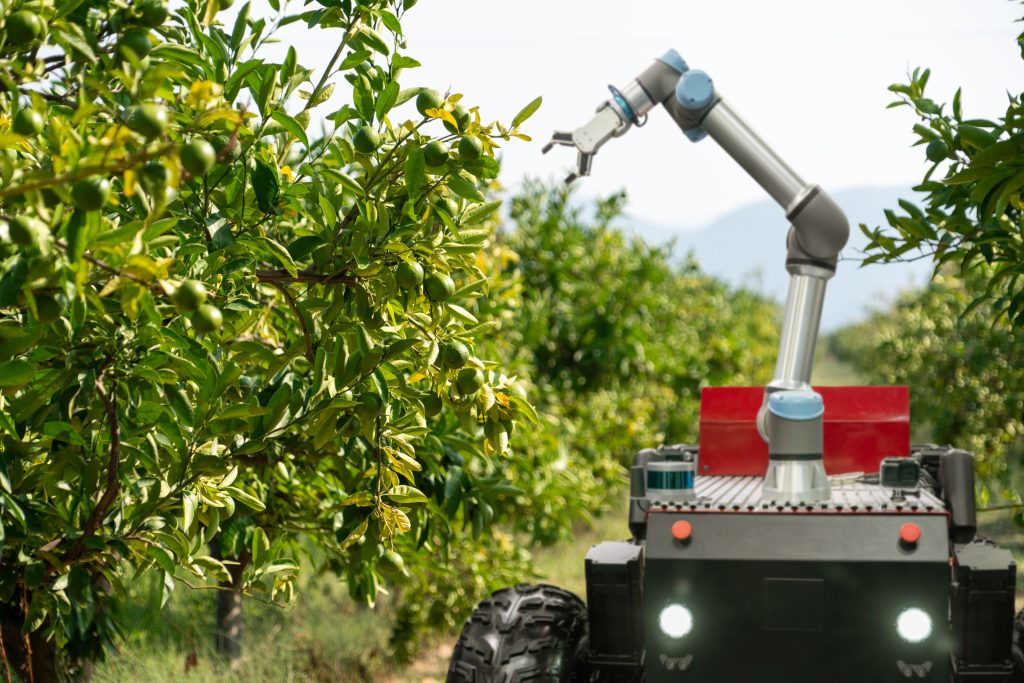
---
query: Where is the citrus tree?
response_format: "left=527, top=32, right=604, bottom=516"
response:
left=0, top=0, right=541, bottom=676
left=829, top=272, right=1024, bottom=508
left=861, top=3, right=1024, bottom=326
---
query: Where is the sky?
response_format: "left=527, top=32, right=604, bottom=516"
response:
left=394, top=0, right=1023, bottom=228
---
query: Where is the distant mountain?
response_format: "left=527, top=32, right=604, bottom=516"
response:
left=621, top=186, right=934, bottom=331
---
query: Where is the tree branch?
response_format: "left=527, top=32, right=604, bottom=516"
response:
left=255, top=268, right=358, bottom=286
left=0, top=143, right=173, bottom=201
left=270, top=282, right=314, bottom=362
left=62, top=364, right=121, bottom=566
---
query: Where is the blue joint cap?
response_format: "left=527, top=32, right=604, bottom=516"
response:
left=768, top=390, right=824, bottom=421
left=684, top=127, right=708, bottom=143
left=658, top=49, right=689, bottom=74
left=676, top=69, right=715, bottom=111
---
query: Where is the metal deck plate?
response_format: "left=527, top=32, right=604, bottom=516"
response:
left=648, top=475, right=946, bottom=514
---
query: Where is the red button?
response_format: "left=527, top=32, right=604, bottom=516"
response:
left=672, top=520, right=693, bottom=541
left=900, top=523, right=921, bottom=545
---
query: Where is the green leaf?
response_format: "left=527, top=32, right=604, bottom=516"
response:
left=385, top=485, right=428, bottom=504
left=511, top=96, right=543, bottom=128
left=270, top=110, right=309, bottom=148
left=375, top=81, right=400, bottom=121
left=252, top=159, right=280, bottom=213
left=448, top=175, right=485, bottom=203
left=0, top=258, right=28, bottom=308
left=251, top=527, right=270, bottom=568
left=355, top=25, right=390, bottom=55
left=0, top=360, right=33, bottom=386
left=461, top=200, right=502, bottom=226
left=404, top=146, right=425, bottom=201
left=224, top=486, right=266, bottom=512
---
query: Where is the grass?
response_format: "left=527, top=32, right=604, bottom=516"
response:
left=90, top=509, right=629, bottom=683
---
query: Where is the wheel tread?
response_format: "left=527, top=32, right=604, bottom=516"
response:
left=446, top=584, right=588, bottom=683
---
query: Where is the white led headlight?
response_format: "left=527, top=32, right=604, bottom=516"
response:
left=896, top=607, right=932, bottom=643
left=658, top=603, right=693, bottom=639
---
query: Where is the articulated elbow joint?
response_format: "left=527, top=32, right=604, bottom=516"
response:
left=785, top=186, right=850, bottom=271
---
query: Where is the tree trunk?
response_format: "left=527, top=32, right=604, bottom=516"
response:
left=0, top=598, right=59, bottom=683
left=210, top=537, right=249, bottom=667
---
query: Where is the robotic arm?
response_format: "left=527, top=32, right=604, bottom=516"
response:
left=544, top=49, right=850, bottom=441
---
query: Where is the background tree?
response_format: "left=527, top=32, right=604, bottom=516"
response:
left=0, top=0, right=541, bottom=677
left=829, top=272, right=1024, bottom=506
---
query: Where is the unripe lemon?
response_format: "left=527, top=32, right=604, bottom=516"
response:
left=421, top=393, right=443, bottom=417
left=119, top=29, right=152, bottom=58
left=415, top=89, right=443, bottom=117
left=423, top=140, right=448, bottom=167
left=352, top=126, right=381, bottom=154
left=925, top=139, right=949, bottom=163
left=455, top=367, right=484, bottom=395
left=440, top=340, right=469, bottom=369
left=192, top=304, right=222, bottom=333
left=126, top=103, right=169, bottom=140
left=11, top=109, right=44, bottom=136
left=424, top=273, right=455, bottom=302
left=458, top=136, right=483, bottom=161
left=5, top=11, right=44, bottom=47
left=180, top=139, right=216, bottom=176
left=396, top=261, right=424, bottom=290
left=137, top=0, right=169, bottom=27
left=71, top=178, right=111, bottom=212
left=172, top=280, right=208, bottom=312
left=378, top=549, right=404, bottom=574
left=443, top=105, right=470, bottom=134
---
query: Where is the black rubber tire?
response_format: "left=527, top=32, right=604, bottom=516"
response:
left=446, top=583, right=590, bottom=683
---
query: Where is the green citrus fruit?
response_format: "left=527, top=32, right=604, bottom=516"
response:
left=71, top=177, right=111, bottom=212
left=211, top=134, right=239, bottom=161
left=138, top=161, right=169, bottom=194
left=172, top=280, right=208, bottom=312
left=440, top=340, right=469, bottom=369
left=35, top=295, right=62, bottom=324
left=8, top=216, right=46, bottom=247
left=421, top=393, right=443, bottom=417
left=378, top=549, right=404, bottom=574
left=424, top=273, right=455, bottom=302
left=455, top=367, right=484, bottom=395
left=423, top=140, right=448, bottom=167
left=396, top=261, right=424, bottom=290
left=12, top=109, right=44, bottom=136
left=415, top=89, right=443, bottom=117
left=925, top=139, right=949, bottom=163
left=217, top=0, right=235, bottom=10
left=180, top=139, right=216, bottom=176
left=5, top=11, right=44, bottom=47
left=352, top=126, right=381, bottom=154
left=443, top=105, right=470, bottom=134
left=126, top=103, right=169, bottom=140
left=119, top=29, right=152, bottom=57
left=458, top=136, right=483, bottom=161
left=137, top=0, right=168, bottom=27
left=191, top=303, right=222, bottom=333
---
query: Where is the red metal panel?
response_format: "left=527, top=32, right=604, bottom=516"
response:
left=698, top=386, right=910, bottom=476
